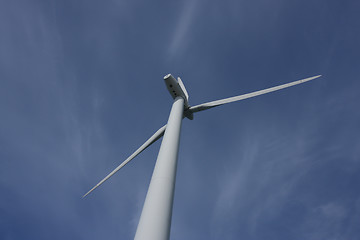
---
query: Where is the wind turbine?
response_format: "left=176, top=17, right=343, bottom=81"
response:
left=83, top=74, right=321, bottom=240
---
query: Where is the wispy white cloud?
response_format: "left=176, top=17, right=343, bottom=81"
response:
left=167, top=0, right=199, bottom=58
left=297, top=202, right=349, bottom=240
left=319, top=202, right=347, bottom=219
left=208, top=116, right=326, bottom=238
left=212, top=141, right=259, bottom=217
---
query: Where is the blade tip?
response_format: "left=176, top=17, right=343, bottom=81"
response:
left=306, top=75, right=322, bottom=82
left=82, top=190, right=92, bottom=198
left=312, top=74, right=322, bottom=79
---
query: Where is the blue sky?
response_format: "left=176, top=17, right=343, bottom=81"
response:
left=1, top=0, right=360, bottom=239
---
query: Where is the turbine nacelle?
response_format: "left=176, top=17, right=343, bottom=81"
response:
left=164, top=74, right=193, bottom=120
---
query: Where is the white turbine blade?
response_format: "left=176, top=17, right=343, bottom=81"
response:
left=178, top=77, right=189, bottom=100
left=83, top=124, right=167, bottom=198
left=189, top=75, right=321, bottom=113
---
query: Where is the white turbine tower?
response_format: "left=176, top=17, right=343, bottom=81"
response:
left=83, top=74, right=321, bottom=240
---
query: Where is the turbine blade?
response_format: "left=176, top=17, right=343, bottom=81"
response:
left=83, top=124, right=167, bottom=198
left=189, top=75, right=321, bottom=113
left=178, top=77, right=189, bottom=100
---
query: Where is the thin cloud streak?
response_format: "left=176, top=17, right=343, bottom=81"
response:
left=167, top=0, right=199, bottom=59
left=207, top=95, right=360, bottom=239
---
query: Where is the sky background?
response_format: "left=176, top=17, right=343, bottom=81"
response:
left=1, top=0, right=360, bottom=239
